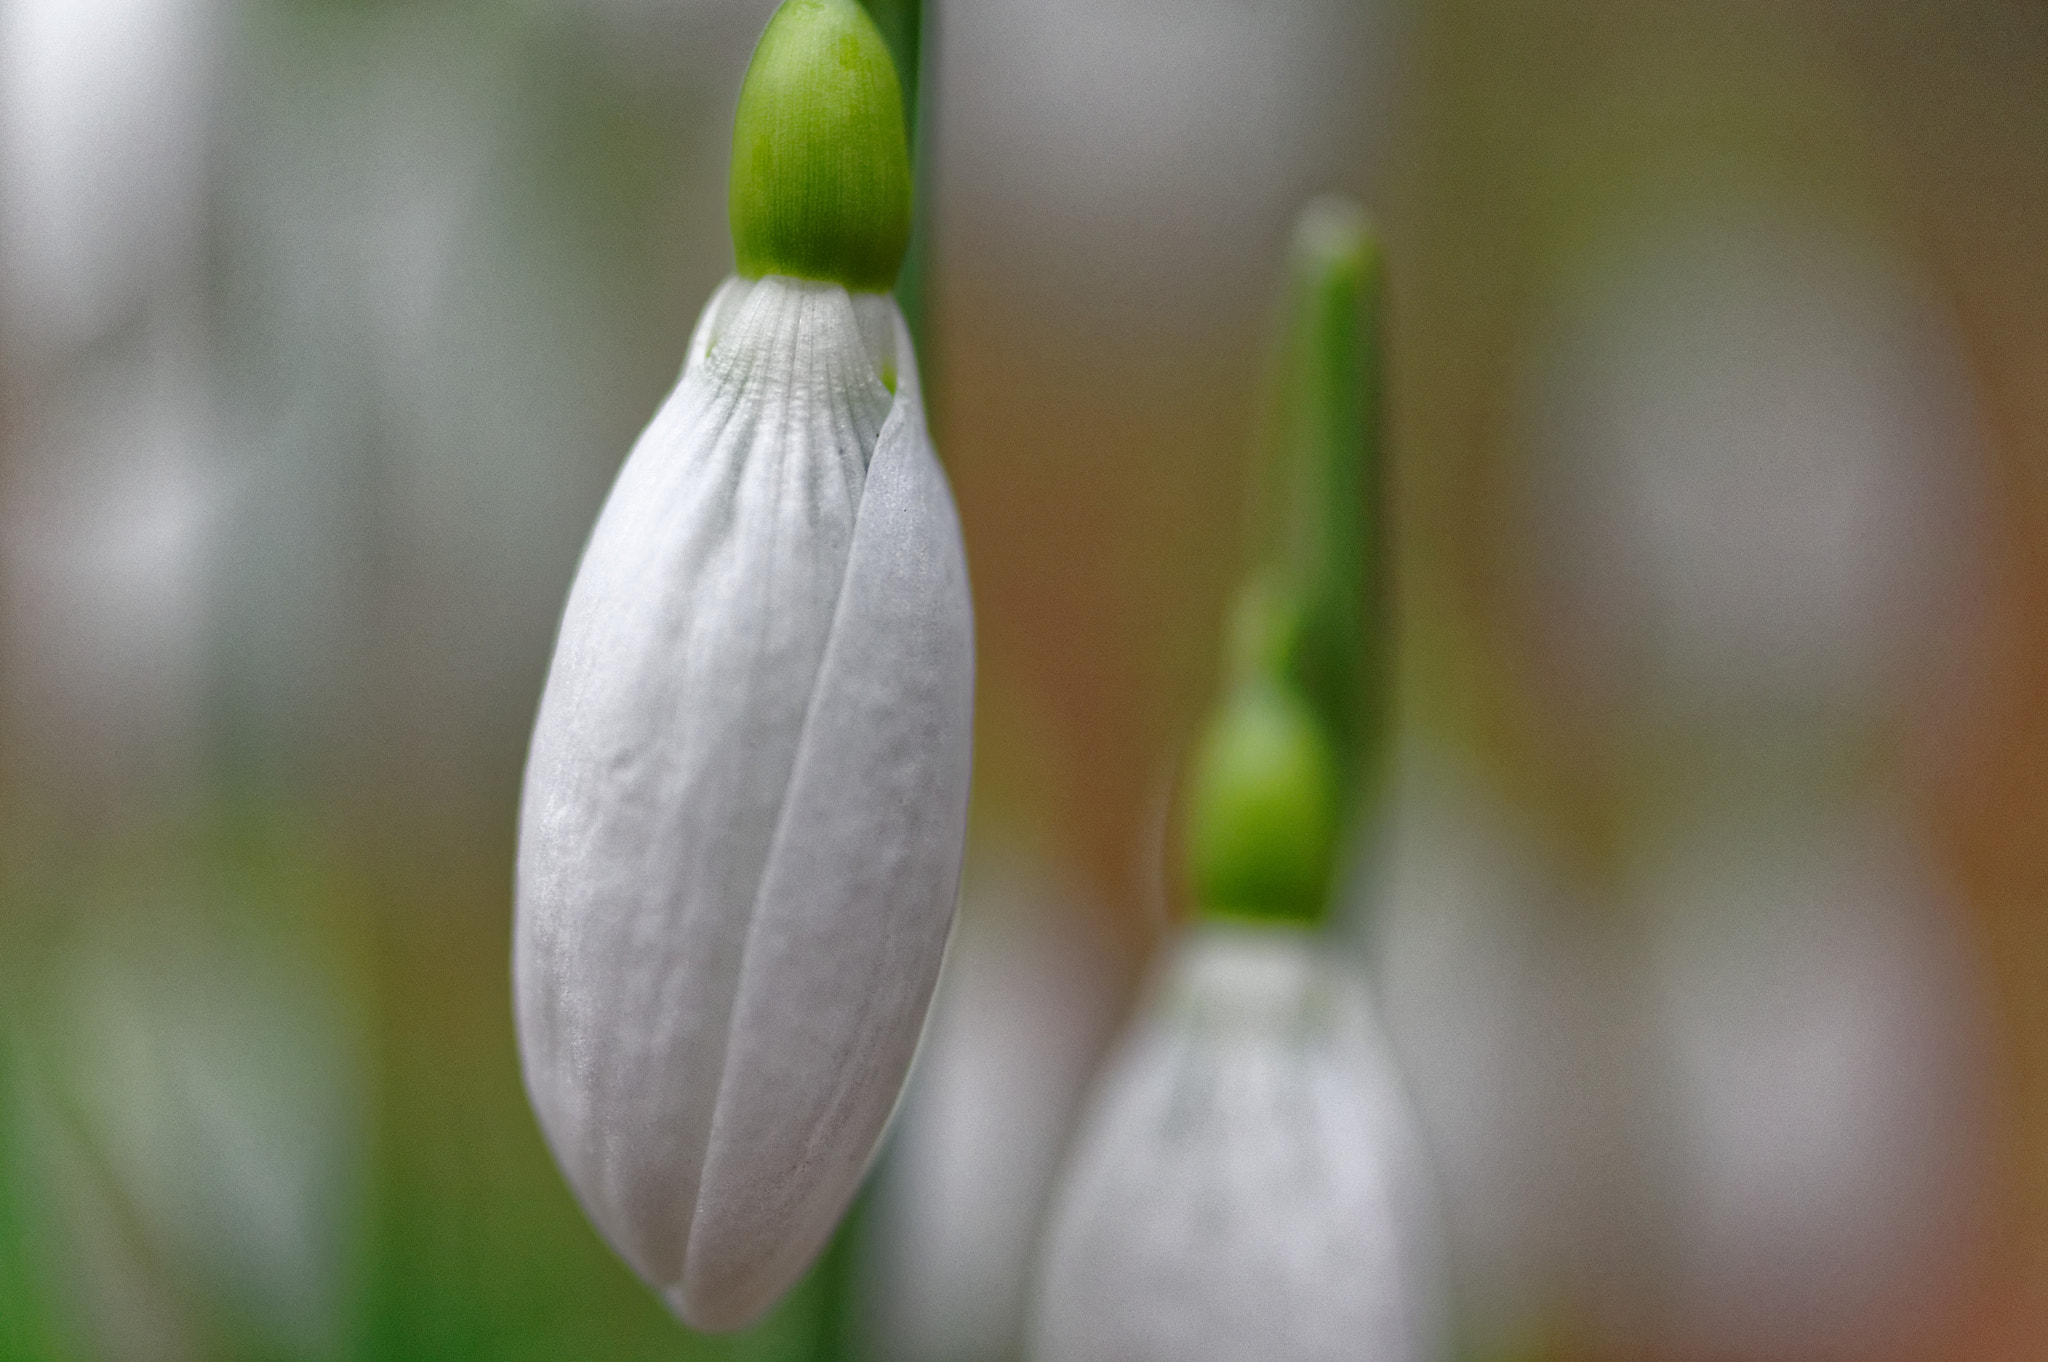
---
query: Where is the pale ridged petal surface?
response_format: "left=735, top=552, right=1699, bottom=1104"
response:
left=516, top=274, right=972, bottom=1331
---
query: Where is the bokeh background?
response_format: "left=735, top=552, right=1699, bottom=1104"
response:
left=2, top=1, right=2046, bottom=1359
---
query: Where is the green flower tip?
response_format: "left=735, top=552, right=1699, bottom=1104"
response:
left=1186, top=584, right=1341, bottom=927
left=730, top=0, right=912, bottom=293
left=1290, top=195, right=1377, bottom=296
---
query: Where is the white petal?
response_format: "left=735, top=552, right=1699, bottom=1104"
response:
left=680, top=300, right=973, bottom=1328
left=1030, top=927, right=1442, bottom=1362
left=513, top=275, right=971, bottom=1330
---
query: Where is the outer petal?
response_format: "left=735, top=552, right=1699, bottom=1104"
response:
left=680, top=305, right=974, bottom=1327
left=514, top=276, right=968, bottom=1328
left=1030, top=927, right=1441, bottom=1362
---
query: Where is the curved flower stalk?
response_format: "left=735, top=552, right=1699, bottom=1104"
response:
left=514, top=0, right=972, bottom=1334
left=1029, top=202, right=1442, bottom=1362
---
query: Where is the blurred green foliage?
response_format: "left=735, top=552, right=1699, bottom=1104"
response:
left=0, top=806, right=872, bottom=1361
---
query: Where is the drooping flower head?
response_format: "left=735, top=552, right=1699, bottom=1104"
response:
left=513, top=0, right=972, bottom=1333
left=1029, top=201, right=1441, bottom=1362
left=1032, top=924, right=1438, bottom=1362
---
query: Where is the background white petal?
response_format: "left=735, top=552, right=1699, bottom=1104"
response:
left=1031, top=927, right=1441, bottom=1362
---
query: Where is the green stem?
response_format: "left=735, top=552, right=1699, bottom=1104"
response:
left=1185, top=200, right=1386, bottom=930
left=858, top=0, right=931, bottom=372
left=1282, top=198, right=1384, bottom=823
left=0, top=1041, right=61, bottom=1359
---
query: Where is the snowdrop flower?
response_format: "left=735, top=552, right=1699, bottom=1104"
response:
left=1032, top=925, right=1439, bottom=1362
left=514, top=0, right=972, bottom=1333
left=1030, top=202, right=1442, bottom=1362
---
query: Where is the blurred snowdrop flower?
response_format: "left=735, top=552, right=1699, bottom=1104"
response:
left=515, top=0, right=972, bottom=1332
left=1640, top=794, right=1990, bottom=1361
left=1, top=346, right=217, bottom=802
left=1031, top=925, right=1439, bottom=1362
left=1517, top=204, right=1985, bottom=727
left=0, top=0, right=217, bottom=356
left=1508, top=195, right=1996, bottom=1360
left=1032, top=201, right=1440, bottom=1362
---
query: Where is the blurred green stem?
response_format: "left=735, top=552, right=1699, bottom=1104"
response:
left=1185, top=200, right=1386, bottom=929
left=0, top=1043, right=59, bottom=1359
left=1280, top=198, right=1384, bottom=819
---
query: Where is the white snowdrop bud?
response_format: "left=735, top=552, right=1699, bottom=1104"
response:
left=514, top=266, right=972, bottom=1331
left=1030, top=925, right=1442, bottom=1362
left=515, top=0, right=971, bottom=1332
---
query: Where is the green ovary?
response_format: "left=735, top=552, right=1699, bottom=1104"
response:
left=729, top=0, right=913, bottom=292
left=1185, top=679, right=1341, bottom=927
